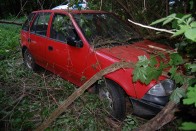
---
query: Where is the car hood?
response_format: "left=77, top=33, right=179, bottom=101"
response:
left=96, top=39, right=172, bottom=63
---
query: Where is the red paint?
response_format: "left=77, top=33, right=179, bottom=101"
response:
left=21, top=10, right=171, bottom=99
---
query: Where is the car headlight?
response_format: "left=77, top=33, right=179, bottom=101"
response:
left=147, top=79, right=175, bottom=96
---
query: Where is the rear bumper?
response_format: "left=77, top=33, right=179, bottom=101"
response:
left=129, top=95, right=169, bottom=119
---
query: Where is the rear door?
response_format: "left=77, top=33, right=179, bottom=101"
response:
left=21, top=13, right=35, bottom=48
left=28, top=12, right=51, bottom=67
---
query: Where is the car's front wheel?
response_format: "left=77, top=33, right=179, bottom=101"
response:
left=98, top=80, right=126, bottom=120
left=23, top=49, right=37, bottom=71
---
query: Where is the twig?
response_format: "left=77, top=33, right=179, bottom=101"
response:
left=0, top=93, right=26, bottom=121
left=128, top=19, right=174, bottom=34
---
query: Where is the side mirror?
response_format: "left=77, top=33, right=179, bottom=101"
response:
left=66, top=36, right=83, bottom=48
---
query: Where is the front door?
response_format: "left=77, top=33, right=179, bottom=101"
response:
left=46, top=13, right=92, bottom=86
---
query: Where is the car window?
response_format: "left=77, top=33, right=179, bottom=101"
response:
left=30, top=12, right=51, bottom=36
left=50, top=14, right=79, bottom=42
left=22, top=13, right=35, bottom=31
left=74, top=13, right=140, bottom=47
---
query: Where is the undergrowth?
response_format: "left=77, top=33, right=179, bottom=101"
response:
left=0, top=22, right=114, bottom=130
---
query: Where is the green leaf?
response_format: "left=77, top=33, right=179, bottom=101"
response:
left=167, top=13, right=177, bottom=18
left=186, top=63, right=196, bottom=72
left=169, top=66, right=177, bottom=77
left=185, top=28, right=196, bottom=42
left=133, top=67, right=147, bottom=83
left=133, top=55, right=163, bottom=85
left=169, top=53, right=184, bottom=66
left=191, top=22, right=196, bottom=27
left=137, top=55, right=149, bottom=67
left=172, top=29, right=186, bottom=37
left=163, top=17, right=174, bottom=25
left=149, top=56, right=157, bottom=67
left=183, top=85, right=196, bottom=107
left=170, top=88, right=186, bottom=104
left=187, top=17, right=193, bottom=25
left=181, top=14, right=191, bottom=21
left=173, top=13, right=185, bottom=26
left=173, top=73, right=184, bottom=84
left=172, top=25, right=190, bottom=37
left=150, top=17, right=167, bottom=25
left=179, top=122, right=196, bottom=130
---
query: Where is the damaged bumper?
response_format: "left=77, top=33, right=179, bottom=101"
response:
left=130, top=95, right=168, bottom=119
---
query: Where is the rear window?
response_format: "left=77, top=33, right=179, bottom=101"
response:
left=30, top=12, right=51, bottom=36
left=22, top=13, right=35, bottom=31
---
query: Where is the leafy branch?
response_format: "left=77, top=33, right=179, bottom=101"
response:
left=133, top=13, right=196, bottom=130
left=151, top=13, right=196, bottom=42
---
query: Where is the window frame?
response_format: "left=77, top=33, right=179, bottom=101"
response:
left=22, top=13, right=36, bottom=31
left=30, top=12, right=51, bottom=37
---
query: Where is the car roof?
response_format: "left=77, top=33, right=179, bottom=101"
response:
left=32, top=10, right=108, bottom=14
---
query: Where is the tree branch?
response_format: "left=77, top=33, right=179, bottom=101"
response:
left=128, top=19, right=174, bottom=34
left=35, top=62, right=134, bottom=131
left=0, top=20, right=23, bottom=26
left=134, top=83, right=189, bottom=131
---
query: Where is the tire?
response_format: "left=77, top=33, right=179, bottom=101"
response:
left=98, top=80, right=126, bottom=120
left=23, top=49, right=37, bottom=71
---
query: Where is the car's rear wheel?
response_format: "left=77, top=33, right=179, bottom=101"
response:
left=23, top=49, right=37, bottom=71
left=98, top=80, right=126, bottom=120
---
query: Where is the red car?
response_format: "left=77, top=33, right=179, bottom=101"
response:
left=20, top=10, right=175, bottom=120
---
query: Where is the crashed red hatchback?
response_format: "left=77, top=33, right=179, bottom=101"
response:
left=20, top=10, right=175, bottom=120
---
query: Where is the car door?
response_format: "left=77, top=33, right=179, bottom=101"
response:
left=46, top=13, right=92, bottom=86
left=28, top=12, right=51, bottom=67
left=45, top=13, right=73, bottom=81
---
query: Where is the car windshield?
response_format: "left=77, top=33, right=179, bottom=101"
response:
left=73, top=13, right=141, bottom=47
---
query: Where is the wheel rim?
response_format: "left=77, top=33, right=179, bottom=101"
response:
left=24, top=51, right=33, bottom=69
left=99, top=87, right=113, bottom=111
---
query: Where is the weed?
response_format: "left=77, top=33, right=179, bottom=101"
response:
left=122, top=115, right=138, bottom=131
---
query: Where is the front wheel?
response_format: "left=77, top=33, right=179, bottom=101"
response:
left=98, top=80, right=126, bottom=120
left=23, top=49, right=37, bottom=71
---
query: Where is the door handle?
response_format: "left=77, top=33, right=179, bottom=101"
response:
left=27, top=38, right=31, bottom=42
left=48, top=46, right=53, bottom=51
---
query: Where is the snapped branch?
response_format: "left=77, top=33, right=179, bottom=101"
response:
left=128, top=19, right=174, bottom=34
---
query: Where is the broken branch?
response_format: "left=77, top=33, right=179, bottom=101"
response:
left=35, top=62, right=134, bottom=131
left=134, top=83, right=189, bottom=131
left=0, top=20, right=23, bottom=26
left=128, top=19, right=174, bottom=34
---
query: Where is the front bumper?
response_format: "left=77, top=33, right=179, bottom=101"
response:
left=129, top=94, right=169, bottom=119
